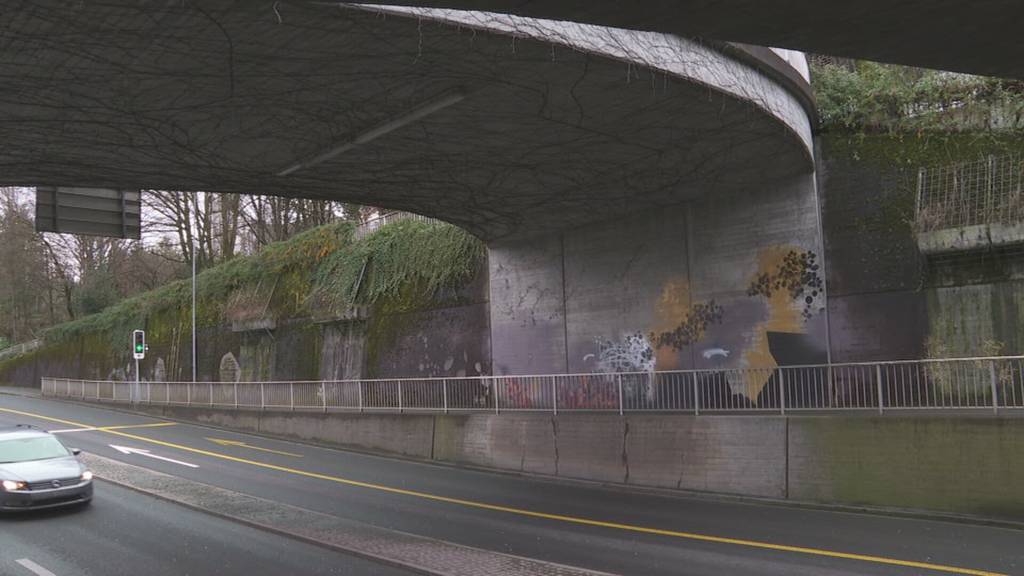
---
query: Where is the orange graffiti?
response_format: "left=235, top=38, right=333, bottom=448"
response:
left=738, top=246, right=806, bottom=400
left=650, top=279, right=691, bottom=370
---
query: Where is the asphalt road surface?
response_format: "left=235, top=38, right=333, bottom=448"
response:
left=1, top=392, right=1020, bottom=576
left=0, top=481, right=414, bottom=576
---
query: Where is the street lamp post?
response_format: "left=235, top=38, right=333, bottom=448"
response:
left=191, top=237, right=197, bottom=383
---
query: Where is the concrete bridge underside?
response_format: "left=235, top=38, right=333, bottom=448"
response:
left=2, top=2, right=827, bottom=386
left=0, top=1, right=811, bottom=240
left=358, top=0, right=1024, bottom=79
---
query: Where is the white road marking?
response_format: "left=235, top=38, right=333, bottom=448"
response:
left=49, top=427, right=101, bottom=434
left=109, top=445, right=199, bottom=468
left=16, top=558, right=57, bottom=576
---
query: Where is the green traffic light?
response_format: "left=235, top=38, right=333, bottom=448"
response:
left=135, top=344, right=143, bottom=353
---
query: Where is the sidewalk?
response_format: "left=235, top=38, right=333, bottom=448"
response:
left=0, top=385, right=40, bottom=397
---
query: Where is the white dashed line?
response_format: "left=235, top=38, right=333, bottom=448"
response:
left=16, top=558, right=58, bottom=576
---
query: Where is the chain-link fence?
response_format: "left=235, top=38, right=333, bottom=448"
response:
left=916, top=154, right=1024, bottom=232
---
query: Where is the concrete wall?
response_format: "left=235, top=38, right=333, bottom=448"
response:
left=105, top=403, right=1024, bottom=520
left=490, top=171, right=828, bottom=407
left=788, top=417, right=1024, bottom=518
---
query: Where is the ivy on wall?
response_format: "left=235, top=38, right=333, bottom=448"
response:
left=34, top=219, right=484, bottom=355
left=312, top=219, right=485, bottom=315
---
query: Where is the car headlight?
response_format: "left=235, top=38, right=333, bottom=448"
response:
left=2, top=479, right=25, bottom=491
left=81, top=471, right=93, bottom=481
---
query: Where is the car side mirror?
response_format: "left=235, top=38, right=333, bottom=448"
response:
left=71, top=448, right=82, bottom=456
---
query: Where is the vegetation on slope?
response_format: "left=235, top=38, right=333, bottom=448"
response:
left=38, top=219, right=485, bottom=350
left=812, top=60, right=1024, bottom=133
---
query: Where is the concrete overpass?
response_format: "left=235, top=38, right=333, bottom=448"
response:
left=355, top=1, right=1024, bottom=79
left=1, top=1, right=823, bottom=384
left=0, top=1, right=811, bottom=240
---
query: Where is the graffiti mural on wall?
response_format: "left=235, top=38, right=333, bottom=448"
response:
left=650, top=300, right=725, bottom=351
left=746, top=249, right=823, bottom=319
left=591, top=332, right=656, bottom=373
left=589, top=332, right=657, bottom=403
left=582, top=247, right=827, bottom=408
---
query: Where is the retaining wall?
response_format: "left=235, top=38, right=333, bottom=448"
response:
left=104, top=403, right=1024, bottom=520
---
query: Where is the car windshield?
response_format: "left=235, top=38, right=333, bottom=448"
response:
left=0, top=435, right=70, bottom=463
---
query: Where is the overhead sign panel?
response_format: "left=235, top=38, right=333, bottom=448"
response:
left=35, top=186, right=141, bottom=239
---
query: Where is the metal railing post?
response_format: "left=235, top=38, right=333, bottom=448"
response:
left=186, top=382, right=191, bottom=406
left=166, top=382, right=170, bottom=405
left=321, top=382, right=328, bottom=413
left=209, top=383, right=213, bottom=407
left=357, top=381, right=363, bottom=413
left=551, top=377, right=557, bottom=416
left=617, top=374, right=624, bottom=415
left=146, top=381, right=151, bottom=404
left=398, top=381, right=403, bottom=413
left=234, top=382, right=238, bottom=409
left=494, top=378, right=500, bottom=414
left=290, top=382, right=295, bottom=411
left=80, top=380, right=85, bottom=399
left=260, top=382, right=265, bottom=411
left=779, top=368, right=786, bottom=415
left=876, top=364, right=884, bottom=415
left=693, top=374, right=700, bottom=416
left=442, top=379, right=448, bottom=414
left=990, top=360, right=999, bottom=415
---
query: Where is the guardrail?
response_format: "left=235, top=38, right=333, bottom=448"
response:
left=41, top=356, right=1024, bottom=415
left=0, top=339, right=41, bottom=363
left=353, top=211, right=444, bottom=240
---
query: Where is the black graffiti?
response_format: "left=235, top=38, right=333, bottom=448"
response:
left=746, top=250, right=823, bottom=319
left=650, top=300, right=725, bottom=351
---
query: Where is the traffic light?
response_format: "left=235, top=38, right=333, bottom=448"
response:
left=132, top=330, right=146, bottom=360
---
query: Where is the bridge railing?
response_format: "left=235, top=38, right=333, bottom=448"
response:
left=352, top=211, right=445, bottom=240
left=41, top=356, right=1024, bottom=416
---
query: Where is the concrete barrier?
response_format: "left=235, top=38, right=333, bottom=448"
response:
left=259, top=411, right=435, bottom=459
left=788, top=417, right=1024, bottom=519
left=433, top=413, right=558, bottom=475
left=625, top=416, right=787, bottom=498
left=68, top=401, right=1024, bottom=520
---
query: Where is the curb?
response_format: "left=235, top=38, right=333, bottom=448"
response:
left=83, top=453, right=617, bottom=576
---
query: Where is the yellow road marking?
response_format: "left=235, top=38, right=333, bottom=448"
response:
left=206, top=437, right=303, bottom=457
left=0, top=406, right=1005, bottom=576
left=50, top=422, right=178, bottom=434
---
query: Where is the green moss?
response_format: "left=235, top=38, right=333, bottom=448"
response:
left=823, top=132, right=1024, bottom=170
left=13, top=218, right=482, bottom=380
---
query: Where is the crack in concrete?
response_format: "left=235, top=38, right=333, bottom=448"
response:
left=550, top=416, right=559, bottom=476
left=621, top=419, right=630, bottom=484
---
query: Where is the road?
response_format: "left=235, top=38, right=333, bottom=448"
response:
left=0, top=481, right=413, bottom=576
left=0, top=392, right=1021, bottom=576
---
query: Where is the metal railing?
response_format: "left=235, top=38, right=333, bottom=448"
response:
left=40, top=356, right=1024, bottom=416
left=0, top=339, right=41, bottom=363
left=353, top=211, right=445, bottom=240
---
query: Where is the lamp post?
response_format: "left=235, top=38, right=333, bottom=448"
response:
left=191, top=238, right=197, bottom=383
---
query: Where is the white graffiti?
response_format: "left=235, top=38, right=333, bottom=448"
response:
left=701, top=347, right=730, bottom=360
left=592, top=333, right=656, bottom=403
left=594, top=332, right=656, bottom=373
